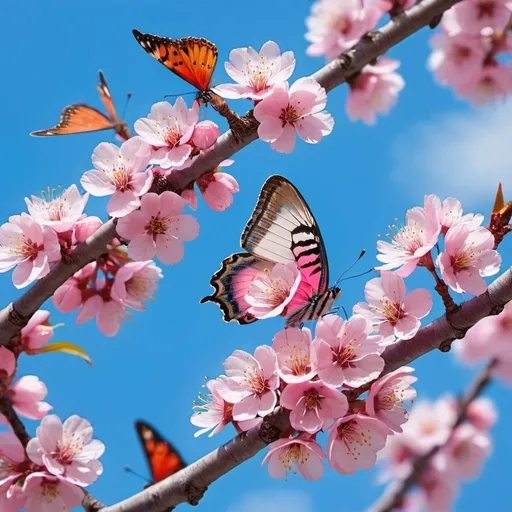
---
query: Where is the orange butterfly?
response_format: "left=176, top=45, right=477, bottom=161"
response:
left=134, top=420, right=186, bottom=486
left=31, top=71, right=131, bottom=140
left=132, top=30, right=218, bottom=103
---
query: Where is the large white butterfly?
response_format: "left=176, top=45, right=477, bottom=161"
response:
left=201, top=175, right=340, bottom=326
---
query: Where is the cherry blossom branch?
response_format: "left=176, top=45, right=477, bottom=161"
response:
left=368, top=359, right=496, bottom=512
left=82, top=491, right=106, bottom=512
left=0, top=396, right=30, bottom=447
left=0, top=0, right=464, bottom=350
left=91, top=267, right=511, bottom=512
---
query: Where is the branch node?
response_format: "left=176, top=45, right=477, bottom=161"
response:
left=7, top=303, right=29, bottom=329
left=186, top=483, right=207, bottom=506
left=438, top=339, right=453, bottom=353
left=259, top=419, right=282, bottom=444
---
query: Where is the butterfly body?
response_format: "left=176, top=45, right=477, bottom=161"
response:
left=134, top=420, right=186, bottom=485
left=133, top=30, right=217, bottom=102
left=31, top=71, right=130, bottom=140
left=201, top=175, right=341, bottom=327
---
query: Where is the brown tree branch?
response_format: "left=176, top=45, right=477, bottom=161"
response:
left=0, top=396, right=31, bottom=447
left=93, top=266, right=511, bottom=512
left=368, top=360, right=496, bottom=512
left=82, top=491, right=106, bottom=512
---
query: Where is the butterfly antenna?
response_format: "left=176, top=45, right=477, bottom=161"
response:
left=124, top=466, right=152, bottom=484
left=340, top=267, right=374, bottom=282
left=121, top=93, right=132, bottom=120
left=163, top=91, right=197, bottom=99
left=334, top=249, right=366, bottom=286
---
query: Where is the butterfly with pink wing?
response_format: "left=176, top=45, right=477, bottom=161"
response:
left=201, top=175, right=341, bottom=327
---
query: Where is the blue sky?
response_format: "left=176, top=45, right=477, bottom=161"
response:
left=1, top=1, right=511, bottom=511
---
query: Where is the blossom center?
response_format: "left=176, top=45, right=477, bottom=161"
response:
left=54, top=438, right=82, bottom=465
left=280, top=443, right=308, bottom=471
left=111, top=168, right=131, bottom=192
left=126, top=272, right=157, bottom=302
left=280, top=105, right=304, bottom=125
left=477, top=1, right=495, bottom=18
left=41, top=480, right=60, bottom=498
left=246, top=59, right=274, bottom=92
left=376, top=384, right=403, bottom=412
left=376, top=298, right=405, bottom=325
left=13, top=236, right=40, bottom=261
left=391, top=222, right=424, bottom=256
left=144, top=216, right=170, bottom=236
left=245, top=366, right=269, bottom=395
left=164, top=125, right=182, bottom=147
left=288, top=350, right=310, bottom=377
left=453, top=245, right=480, bottom=272
left=332, top=340, right=359, bottom=367
left=450, top=44, right=471, bottom=63
left=304, top=389, right=322, bottom=410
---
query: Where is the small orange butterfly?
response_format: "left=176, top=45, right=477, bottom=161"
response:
left=31, top=71, right=131, bottom=140
left=132, top=30, right=218, bottom=103
left=134, top=420, right=186, bottom=487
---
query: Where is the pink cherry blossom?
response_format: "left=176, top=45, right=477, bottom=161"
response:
left=111, top=260, right=163, bottom=311
left=27, top=414, right=104, bottom=486
left=376, top=194, right=442, bottom=277
left=311, top=314, right=385, bottom=388
left=53, top=262, right=96, bottom=313
left=9, top=376, right=52, bottom=420
left=346, top=59, right=405, bottom=125
left=306, top=0, right=383, bottom=60
left=446, top=0, right=512, bottom=35
left=0, top=432, right=26, bottom=488
left=434, top=424, right=491, bottom=480
left=20, top=310, right=54, bottom=352
left=80, top=136, right=152, bottom=218
left=216, top=346, right=279, bottom=421
left=418, top=468, right=459, bottom=512
left=467, top=397, right=497, bottom=431
left=74, top=215, right=103, bottom=243
left=369, top=0, right=415, bottom=14
left=327, top=414, right=390, bottom=474
left=245, top=262, right=301, bottom=319
left=24, top=184, right=89, bottom=233
left=353, top=271, right=432, bottom=340
left=134, top=99, right=199, bottom=169
left=262, top=435, right=326, bottom=480
left=454, top=63, right=512, bottom=104
left=401, top=399, right=456, bottom=455
left=191, top=120, right=220, bottom=150
left=76, top=294, right=126, bottom=338
left=428, top=33, right=488, bottom=88
left=197, top=169, right=239, bottom=213
left=0, top=347, right=16, bottom=378
left=20, top=472, right=84, bottom=512
left=272, top=327, right=316, bottom=383
left=253, top=77, right=334, bottom=153
left=365, top=366, right=417, bottom=432
left=280, top=380, right=348, bottom=434
left=191, top=379, right=233, bottom=437
left=214, top=41, right=296, bottom=100
left=437, top=223, right=501, bottom=295
left=435, top=197, right=484, bottom=233
left=117, top=192, right=199, bottom=265
left=0, top=213, right=61, bottom=288
left=455, top=302, right=512, bottom=381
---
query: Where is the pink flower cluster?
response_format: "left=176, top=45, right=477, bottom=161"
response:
left=53, top=245, right=163, bottom=337
left=377, top=195, right=501, bottom=295
left=0, top=414, right=104, bottom=512
left=456, top=302, right=512, bottom=383
left=191, top=317, right=418, bottom=480
left=429, top=0, right=512, bottom=104
left=0, top=185, right=99, bottom=288
left=214, top=41, right=334, bottom=153
left=380, top=396, right=495, bottom=511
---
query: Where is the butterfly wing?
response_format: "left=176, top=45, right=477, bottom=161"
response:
left=97, top=71, right=118, bottom=122
left=134, top=421, right=186, bottom=484
left=31, top=104, right=114, bottom=136
left=200, top=252, right=271, bottom=324
left=132, top=30, right=217, bottom=91
left=241, top=175, right=330, bottom=294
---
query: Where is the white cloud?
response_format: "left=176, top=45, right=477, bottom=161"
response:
left=391, top=102, right=512, bottom=205
left=227, top=490, right=314, bottom=512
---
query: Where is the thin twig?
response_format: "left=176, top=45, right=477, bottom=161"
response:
left=368, top=360, right=496, bottom=512
left=82, top=491, right=106, bottom=512
left=0, top=397, right=30, bottom=447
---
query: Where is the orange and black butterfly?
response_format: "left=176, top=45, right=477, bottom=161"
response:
left=135, top=420, right=186, bottom=487
left=132, top=30, right=218, bottom=103
left=31, top=71, right=131, bottom=140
